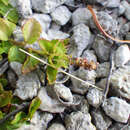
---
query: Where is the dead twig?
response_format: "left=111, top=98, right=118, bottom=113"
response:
left=102, top=44, right=116, bottom=105
left=0, top=103, right=29, bottom=124
left=87, top=5, right=130, bottom=44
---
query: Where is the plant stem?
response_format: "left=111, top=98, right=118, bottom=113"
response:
left=19, top=48, right=103, bottom=91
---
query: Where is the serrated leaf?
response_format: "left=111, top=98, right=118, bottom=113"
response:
left=47, top=66, right=58, bottom=84
left=8, top=46, right=26, bottom=63
left=0, top=18, right=16, bottom=41
left=38, top=39, right=54, bottom=55
left=22, top=53, right=40, bottom=74
left=11, top=111, right=27, bottom=125
left=22, top=19, right=42, bottom=44
left=0, top=91, right=12, bottom=107
left=0, top=2, right=19, bottom=23
left=27, top=97, right=41, bottom=119
left=0, top=111, right=3, bottom=119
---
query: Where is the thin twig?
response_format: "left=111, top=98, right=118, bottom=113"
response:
left=0, top=103, right=29, bottom=124
left=87, top=5, right=130, bottom=44
left=102, top=44, right=116, bottom=105
left=19, top=48, right=103, bottom=91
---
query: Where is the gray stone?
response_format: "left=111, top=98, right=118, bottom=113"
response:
left=16, top=0, right=32, bottom=17
left=118, top=4, right=125, bottom=16
left=73, top=98, right=89, bottom=114
left=69, top=67, right=96, bottom=94
left=90, top=11, right=118, bottom=37
left=122, top=0, right=130, bottom=20
left=86, top=88, right=103, bottom=107
left=51, top=6, right=71, bottom=25
left=91, top=109, right=112, bottom=130
left=30, top=13, right=51, bottom=32
left=7, top=69, right=17, bottom=88
left=70, top=24, right=91, bottom=57
left=0, top=61, right=8, bottom=76
left=82, top=50, right=97, bottom=63
left=38, top=87, right=66, bottom=113
left=108, top=122, right=130, bottom=130
left=119, top=22, right=130, bottom=37
left=93, top=37, right=111, bottom=62
left=96, top=78, right=107, bottom=89
left=10, top=62, right=22, bottom=76
left=102, top=97, right=130, bottom=123
left=65, top=0, right=74, bottom=6
left=47, top=29, right=69, bottom=40
left=94, top=0, right=120, bottom=8
left=13, top=26, right=24, bottom=42
left=51, top=22, right=61, bottom=31
left=48, top=123, right=66, bottom=130
left=18, top=111, right=53, bottom=130
left=125, top=32, right=130, bottom=40
left=110, top=66, right=130, bottom=100
left=31, top=0, right=67, bottom=13
left=65, top=111, right=96, bottom=130
left=14, top=72, right=41, bottom=100
left=72, top=8, right=92, bottom=26
left=115, top=45, right=130, bottom=67
left=96, top=62, right=110, bottom=78
left=54, top=84, right=73, bottom=103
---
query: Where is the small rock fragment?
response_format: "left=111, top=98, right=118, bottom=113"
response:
left=82, top=50, right=97, bottom=63
left=65, top=111, right=96, bottom=130
left=30, top=13, right=51, bottom=32
left=10, top=62, right=22, bottom=76
left=72, top=8, right=92, bottom=26
left=17, top=111, right=53, bottom=130
left=51, top=6, right=71, bottom=25
left=48, top=123, right=66, bottom=130
left=70, top=67, right=96, bottom=94
left=102, top=97, right=130, bottom=123
left=91, top=109, right=112, bottom=130
left=93, top=37, right=111, bottom=62
left=31, top=0, right=67, bottom=13
left=86, top=88, right=103, bottom=107
left=16, top=0, right=32, bottom=17
left=96, top=62, right=110, bottom=78
left=54, top=84, right=73, bottom=103
left=38, top=87, right=66, bottom=113
left=14, top=72, right=41, bottom=100
left=47, top=29, right=69, bottom=40
left=13, top=26, right=24, bottom=42
left=110, top=66, right=130, bottom=99
left=115, top=45, right=130, bottom=67
left=71, top=24, right=91, bottom=57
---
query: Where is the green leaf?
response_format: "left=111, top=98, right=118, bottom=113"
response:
left=0, top=78, right=8, bottom=87
left=8, top=46, right=26, bottom=63
left=22, top=53, right=40, bottom=74
left=27, top=97, right=41, bottom=119
left=0, top=91, right=12, bottom=107
left=0, top=2, right=19, bottom=23
left=47, top=66, right=58, bottom=84
left=0, top=111, right=3, bottom=119
left=38, top=39, right=54, bottom=55
left=22, top=18, right=42, bottom=44
left=1, top=0, right=9, bottom=5
left=0, top=18, right=16, bottom=41
left=11, top=111, right=27, bottom=125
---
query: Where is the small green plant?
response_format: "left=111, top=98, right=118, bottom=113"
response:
left=0, top=1, right=41, bottom=129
